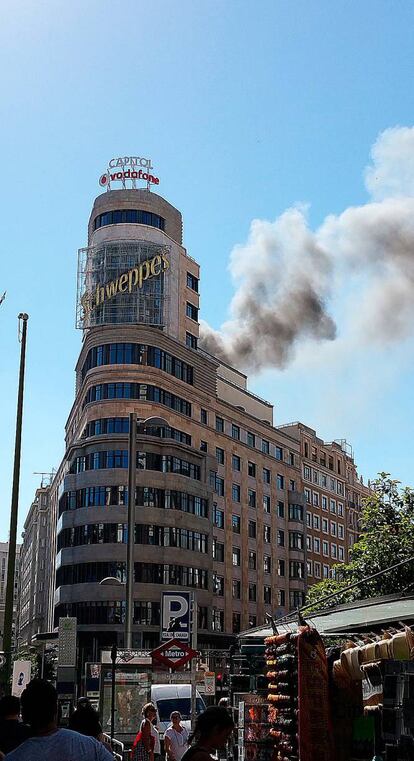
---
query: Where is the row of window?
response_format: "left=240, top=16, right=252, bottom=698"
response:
left=57, top=523, right=208, bottom=553
left=304, top=442, right=342, bottom=474
left=211, top=590, right=304, bottom=633
left=82, top=418, right=192, bottom=446
left=93, top=209, right=165, bottom=231
left=307, top=536, right=345, bottom=561
left=213, top=575, right=274, bottom=604
left=69, top=451, right=201, bottom=480
left=56, top=562, right=209, bottom=589
left=59, top=486, right=208, bottom=518
left=201, top=413, right=296, bottom=464
left=55, top=602, right=208, bottom=629
left=304, top=489, right=344, bottom=516
left=307, top=560, right=337, bottom=580
left=82, top=343, right=194, bottom=385
left=212, top=473, right=301, bottom=506
left=83, top=383, right=192, bottom=417
left=306, top=513, right=345, bottom=538
left=303, top=466, right=344, bottom=495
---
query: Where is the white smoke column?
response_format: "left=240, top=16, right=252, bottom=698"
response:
left=200, top=126, right=414, bottom=371
left=200, top=207, right=336, bottom=370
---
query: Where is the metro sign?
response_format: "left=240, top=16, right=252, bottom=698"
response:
left=151, top=638, right=198, bottom=671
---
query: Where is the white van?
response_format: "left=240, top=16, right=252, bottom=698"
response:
left=151, top=684, right=206, bottom=739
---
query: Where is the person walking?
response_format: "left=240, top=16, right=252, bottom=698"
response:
left=4, top=679, right=113, bottom=760
left=131, top=703, right=157, bottom=761
left=181, top=706, right=234, bottom=761
left=164, top=711, right=189, bottom=761
left=0, top=696, right=30, bottom=755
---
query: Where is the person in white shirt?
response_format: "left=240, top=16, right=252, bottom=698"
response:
left=164, top=712, right=189, bottom=761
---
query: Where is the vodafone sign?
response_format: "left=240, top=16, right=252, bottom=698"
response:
left=99, top=155, right=160, bottom=190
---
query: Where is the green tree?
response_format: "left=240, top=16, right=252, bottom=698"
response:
left=306, top=473, right=414, bottom=611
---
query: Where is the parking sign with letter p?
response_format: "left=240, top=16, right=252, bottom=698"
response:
left=161, top=592, right=191, bottom=642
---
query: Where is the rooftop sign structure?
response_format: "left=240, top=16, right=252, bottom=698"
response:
left=99, top=156, right=160, bottom=191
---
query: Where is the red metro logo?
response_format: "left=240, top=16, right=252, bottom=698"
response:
left=99, top=155, right=160, bottom=189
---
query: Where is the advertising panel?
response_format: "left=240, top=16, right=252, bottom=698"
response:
left=12, top=661, right=31, bottom=697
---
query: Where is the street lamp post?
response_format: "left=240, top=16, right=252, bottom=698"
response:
left=125, top=412, right=137, bottom=650
left=3, top=313, right=29, bottom=690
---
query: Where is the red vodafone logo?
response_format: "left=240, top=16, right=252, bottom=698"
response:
left=99, top=157, right=159, bottom=189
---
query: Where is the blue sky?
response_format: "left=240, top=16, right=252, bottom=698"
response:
left=1, top=0, right=414, bottom=540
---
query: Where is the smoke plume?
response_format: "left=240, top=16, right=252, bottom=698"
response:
left=200, top=126, right=414, bottom=371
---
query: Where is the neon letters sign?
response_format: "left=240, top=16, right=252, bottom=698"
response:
left=99, top=155, right=159, bottom=189
left=80, top=252, right=169, bottom=318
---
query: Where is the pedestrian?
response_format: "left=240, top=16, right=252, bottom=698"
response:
left=0, top=696, right=30, bottom=755
left=69, top=697, right=103, bottom=739
left=131, top=703, right=158, bottom=761
left=4, top=679, right=113, bottom=760
left=164, top=711, right=189, bottom=761
left=181, top=706, right=234, bottom=761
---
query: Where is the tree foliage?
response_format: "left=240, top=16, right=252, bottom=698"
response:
left=306, top=473, right=414, bottom=612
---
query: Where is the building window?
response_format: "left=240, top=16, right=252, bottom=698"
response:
left=263, top=495, right=271, bottom=513
left=248, top=520, right=257, bottom=539
left=304, top=465, right=311, bottom=480
left=262, top=439, right=270, bottom=454
left=289, top=531, right=304, bottom=550
left=216, top=447, right=224, bottom=465
left=322, top=518, right=328, bottom=533
left=264, top=525, right=271, bottom=543
left=313, top=537, right=320, bottom=553
left=277, top=474, right=284, bottom=490
left=232, top=454, right=241, bottom=471
left=305, top=488, right=311, bottom=504
left=232, top=579, right=241, bottom=599
left=232, top=484, right=240, bottom=503
left=278, top=589, right=286, bottom=607
left=330, top=499, right=336, bottom=513
left=84, top=383, right=192, bottom=416
left=306, top=535, right=312, bottom=550
left=247, top=432, right=255, bottom=448
left=213, top=575, right=224, bottom=596
left=306, top=512, right=311, bottom=528
left=289, top=479, right=296, bottom=491
left=275, top=446, right=283, bottom=461
left=232, top=613, right=241, bottom=634
left=313, top=514, right=320, bottom=530
left=338, top=546, right=344, bottom=561
left=290, top=591, right=304, bottom=609
left=248, top=583, right=257, bottom=602
left=289, top=452, right=295, bottom=466
left=94, top=209, right=165, bottom=231
left=248, top=551, right=257, bottom=570
left=314, top=562, right=321, bottom=578
left=212, top=609, right=224, bottom=631
left=186, top=302, right=198, bottom=321
left=289, top=561, right=305, bottom=579
left=231, top=424, right=240, bottom=440
left=232, top=515, right=241, bottom=533
left=248, top=489, right=256, bottom=508
left=338, top=524, right=344, bottom=539
left=200, top=408, right=208, bottom=424
left=232, top=547, right=241, bottom=566
left=215, top=416, right=224, bottom=433
left=215, top=477, right=224, bottom=497
left=323, top=564, right=329, bottom=578
left=313, top=470, right=319, bottom=484
left=82, top=344, right=194, bottom=385
left=186, top=332, right=198, bottom=349
left=322, top=496, right=328, bottom=510
left=263, top=468, right=271, bottom=484
left=213, top=540, right=224, bottom=563
left=321, top=474, right=327, bottom=488
left=213, top=506, right=224, bottom=529
left=248, top=461, right=256, bottom=478
left=338, top=502, right=344, bottom=517
left=277, top=530, right=285, bottom=547
left=187, top=272, right=199, bottom=292
left=313, top=492, right=319, bottom=506
left=322, top=541, right=329, bottom=556
left=330, top=521, right=337, bottom=537
left=289, top=504, right=303, bottom=521
left=331, top=543, right=337, bottom=559
left=307, top=560, right=312, bottom=576
left=264, top=556, right=271, bottom=574
left=200, top=441, right=208, bottom=452
left=278, top=501, right=285, bottom=518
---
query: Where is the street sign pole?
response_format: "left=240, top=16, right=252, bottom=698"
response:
left=190, top=593, right=197, bottom=729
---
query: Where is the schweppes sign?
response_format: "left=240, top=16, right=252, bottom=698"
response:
left=81, top=252, right=169, bottom=318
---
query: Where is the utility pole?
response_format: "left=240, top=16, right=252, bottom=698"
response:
left=125, top=412, right=137, bottom=650
left=190, top=593, right=198, bottom=728
left=3, top=313, right=29, bottom=689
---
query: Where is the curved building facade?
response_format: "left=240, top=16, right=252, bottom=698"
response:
left=53, top=184, right=313, bottom=665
